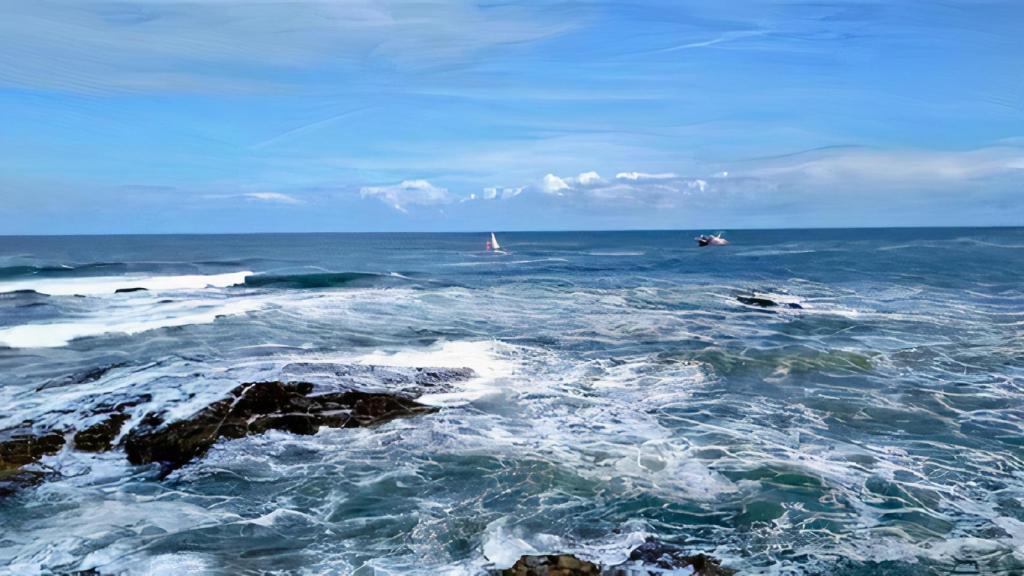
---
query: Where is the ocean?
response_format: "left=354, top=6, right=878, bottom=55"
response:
left=1, top=228, right=1022, bottom=575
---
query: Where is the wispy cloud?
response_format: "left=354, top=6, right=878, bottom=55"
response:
left=243, top=192, right=303, bottom=204
left=650, top=30, right=768, bottom=53
left=482, top=186, right=524, bottom=199
left=739, top=146, right=1024, bottom=183
left=0, top=0, right=574, bottom=94
left=360, top=179, right=452, bottom=212
left=251, top=107, right=374, bottom=150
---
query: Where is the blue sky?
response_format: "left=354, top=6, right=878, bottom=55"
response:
left=1, top=0, right=1022, bottom=233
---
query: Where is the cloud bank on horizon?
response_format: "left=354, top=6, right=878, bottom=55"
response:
left=1, top=0, right=1022, bottom=233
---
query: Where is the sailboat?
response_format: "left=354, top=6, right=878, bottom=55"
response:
left=487, top=232, right=507, bottom=253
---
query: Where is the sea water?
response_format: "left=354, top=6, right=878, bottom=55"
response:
left=0, top=229, right=1022, bottom=575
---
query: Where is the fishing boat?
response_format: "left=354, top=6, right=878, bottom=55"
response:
left=696, top=233, right=729, bottom=247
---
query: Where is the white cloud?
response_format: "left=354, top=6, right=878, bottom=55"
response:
left=364, top=146, right=1024, bottom=217
left=243, top=192, right=303, bottom=204
left=615, top=171, right=679, bottom=181
left=360, top=179, right=452, bottom=212
left=541, top=174, right=571, bottom=195
left=542, top=171, right=606, bottom=194
left=531, top=169, right=714, bottom=206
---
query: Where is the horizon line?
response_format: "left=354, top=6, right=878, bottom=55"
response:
left=1, top=224, right=1021, bottom=238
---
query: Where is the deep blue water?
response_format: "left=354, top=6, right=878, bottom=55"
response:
left=1, top=228, right=1022, bottom=575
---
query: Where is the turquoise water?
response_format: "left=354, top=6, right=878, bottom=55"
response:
left=1, top=228, right=1022, bottom=574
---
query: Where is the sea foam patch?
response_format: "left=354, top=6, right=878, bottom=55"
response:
left=354, top=340, right=518, bottom=406
left=0, top=271, right=251, bottom=296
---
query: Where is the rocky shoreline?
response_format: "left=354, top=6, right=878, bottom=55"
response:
left=1, top=381, right=439, bottom=483
left=493, top=540, right=735, bottom=575
left=1, top=364, right=736, bottom=575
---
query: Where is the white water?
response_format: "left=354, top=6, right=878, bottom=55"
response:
left=0, top=298, right=261, bottom=348
left=0, top=271, right=251, bottom=296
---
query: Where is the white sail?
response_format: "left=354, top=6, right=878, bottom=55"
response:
left=490, top=232, right=501, bottom=250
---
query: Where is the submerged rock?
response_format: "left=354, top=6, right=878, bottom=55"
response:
left=124, top=381, right=435, bottom=472
left=0, top=467, right=57, bottom=497
left=0, top=426, right=65, bottom=497
left=625, top=539, right=736, bottom=575
left=493, top=540, right=735, bottom=576
left=37, top=362, right=127, bottom=391
left=280, top=362, right=476, bottom=397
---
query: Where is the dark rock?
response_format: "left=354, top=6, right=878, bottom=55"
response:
left=74, top=413, right=131, bottom=452
left=67, top=393, right=150, bottom=451
left=0, top=426, right=65, bottom=470
left=493, top=540, right=735, bottom=576
left=496, top=554, right=601, bottom=576
left=124, top=381, right=435, bottom=472
left=0, top=426, right=65, bottom=497
left=626, top=539, right=736, bottom=575
left=737, top=295, right=802, bottom=310
left=3, top=289, right=43, bottom=296
left=114, top=287, right=148, bottom=293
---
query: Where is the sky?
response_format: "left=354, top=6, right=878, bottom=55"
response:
left=1, top=0, right=1022, bottom=234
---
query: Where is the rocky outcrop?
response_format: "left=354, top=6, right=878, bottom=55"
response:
left=124, top=381, right=435, bottom=472
left=5, top=371, right=444, bottom=495
left=0, top=426, right=65, bottom=469
left=493, top=540, right=735, bottom=576
left=497, top=554, right=600, bottom=576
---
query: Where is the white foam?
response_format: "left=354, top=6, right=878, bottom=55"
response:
left=0, top=271, right=251, bottom=296
left=354, top=340, right=517, bottom=406
left=0, top=299, right=260, bottom=348
left=133, top=554, right=216, bottom=576
left=482, top=517, right=566, bottom=568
